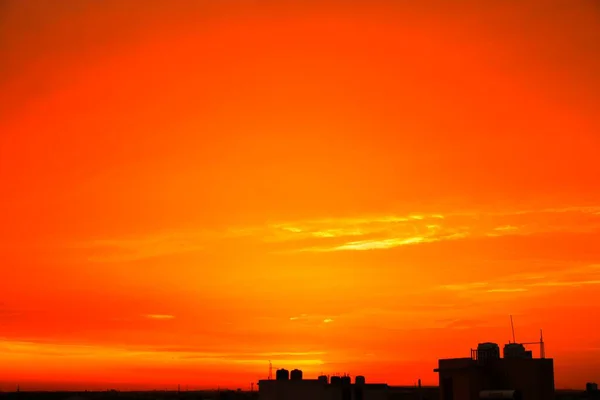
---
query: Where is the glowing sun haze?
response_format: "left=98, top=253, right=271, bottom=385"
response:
left=1, top=0, right=600, bottom=391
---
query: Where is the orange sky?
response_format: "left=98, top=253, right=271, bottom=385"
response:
left=1, top=0, right=600, bottom=391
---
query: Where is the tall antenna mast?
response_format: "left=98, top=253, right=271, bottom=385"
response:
left=540, top=329, right=545, bottom=359
left=510, top=315, right=516, bottom=343
left=268, top=360, right=273, bottom=380
left=520, top=328, right=548, bottom=359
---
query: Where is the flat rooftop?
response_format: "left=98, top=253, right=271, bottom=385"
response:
left=257, top=380, right=388, bottom=389
left=434, top=356, right=554, bottom=372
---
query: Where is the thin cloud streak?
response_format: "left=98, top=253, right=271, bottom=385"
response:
left=529, top=280, right=600, bottom=287
left=80, top=232, right=205, bottom=263
left=145, top=314, right=175, bottom=320
left=75, top=206, right=600, bottom=259
left=0, top=339, right=325, bottom=365
left=334, top=236, right=428, bottom=251
left=272, top=206, right=600, bottom=253
left=440, top=263, right=600, bottom=295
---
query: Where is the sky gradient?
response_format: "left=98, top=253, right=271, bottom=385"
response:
left=1, top=0, right=600, bottom=391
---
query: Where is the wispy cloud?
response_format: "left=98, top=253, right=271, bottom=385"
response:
left=266, top=206, right=600, bottom=253
left=273, top=220, right=471, bottom=253
left=528, top=280, right=600, bottom=288
left=486, top=225, right=520, bottom=237
left=78, top=230, right=206, bottom=262
left=440, top=263, right=600, bottom=295
left=289, top=314, right=308, bottom=321
left=320, top=236, right=430, bottom=251
left=441, top=282, right=489, bottom=291
left=255, top=351, right=326, bottom=357
left=75, top=205, right=600, bottom=259
left=0, top=339, right=325, bottom=366
left=145, top=314, right=175, bottom=320
left=494, top=225, right=519, bottom=232
left=289, top=314, right=336, bottom=326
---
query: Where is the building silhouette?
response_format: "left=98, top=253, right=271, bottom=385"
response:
left=434, top=341, right=554, bottom=400
left=585, top=383, right=600, bottom=400
left=258, top=370, right=393, bottom=400
left=257, top=369, right=436, bottom=400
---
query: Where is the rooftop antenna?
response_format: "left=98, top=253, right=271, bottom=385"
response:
left=510, top=315, right=516, bottom=343
left=540, top=329, right=545, bottom=359
left=519, top=327, right=548, bottom=359
left=268, top=360, right=273, bottom=380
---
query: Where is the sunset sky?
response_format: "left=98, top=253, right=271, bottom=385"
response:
left=1, top=0, right=600, bottom=391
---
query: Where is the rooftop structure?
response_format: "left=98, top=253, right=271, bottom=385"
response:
left=258, top=370, right=392, bottom=400
left=434, top=338, right=554, bottom=400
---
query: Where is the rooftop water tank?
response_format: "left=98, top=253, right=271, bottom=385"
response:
left=341, top=376, right=351, bottom=385
left=355, top=376, right=366, bottom=385
left=318, top=375, right=328, bottom=384
left=330, top=376, right=342, bottom=385
left=276, top=369, right=289, bottom=381
left=290, top=369, right=303, bottom=380
left=477, top=342, right=500, bottom=361
left=503, top=343, right=527, bottom=359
